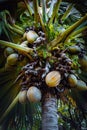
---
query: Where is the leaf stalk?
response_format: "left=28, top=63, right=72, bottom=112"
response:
left=0, top=40, right=33, bottom=54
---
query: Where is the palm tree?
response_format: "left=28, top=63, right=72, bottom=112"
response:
left=0, top=0, right=87, bottom=130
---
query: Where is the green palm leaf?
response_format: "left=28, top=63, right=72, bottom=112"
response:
left=69, top=89, right=87, bottom=114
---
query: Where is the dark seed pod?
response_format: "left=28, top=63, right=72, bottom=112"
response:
left=58, top=58, right=62, bottom=61
left=38, top=36, right=44, bottom=41
left=34, top=37, right=42, bottom=44
left=34, top=39, right=41, bottom=44
left=60, top=54, right=68, bottom=60
left=38, top=31, right=45, bottom=37
left=59, top=67, right=65, bottom=72
left=29, top=26, right=35, bottom=31
left=64, top=59, right=72, bottom=65
left=64, top=58, right=71, bottom=63
left=67, top=61, right=72, bottom=66
left=41, top=37, right=46, bottom=41
left=60, top=53, right=66, bottom=58
left=25, top=27, right=30, bottom=32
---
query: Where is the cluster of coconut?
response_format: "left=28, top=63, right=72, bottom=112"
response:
left=18, top=86, right=42, bottom=104
left=4, top=28, right=87, bottom=104
left=68, top=45, right=87, bottom=72
left=18, top=70, right=61, bottom=104
left=18, top=66, right=87, bottom=104
left=22, top=27, right=46, bottom=48
left=68, top=74, right=87, bottom=91
left=4, top=47, right=19, bottom=70
left=3, top=28, right=46, bottom=71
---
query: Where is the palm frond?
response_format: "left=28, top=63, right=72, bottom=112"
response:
left=1, top=102, right=41, bottom=130
left=69, top=89, right=87, bottom=114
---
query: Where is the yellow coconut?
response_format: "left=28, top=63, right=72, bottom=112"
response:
left=26, top=30, right=38, bottom=44
left=45, top=71, right=61, bottom=87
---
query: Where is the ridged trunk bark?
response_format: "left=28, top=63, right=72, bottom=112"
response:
left=42, top=93, right=59, bottom=130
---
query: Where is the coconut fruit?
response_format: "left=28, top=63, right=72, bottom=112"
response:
left=45, top=71, right=61, bottom=87
left=79, top=55, right=87, bottom=71
left=7, top=53, right=19, bottom=66
left=23, top=32, right=27, bottom=40
left=76, top=80, right=87, bottom=91
left=26, top=30, right=38, bottom=44
left=27, top=86, right=42, bottom=102
left=4, top=47, right=14, bottom=57
left=19, top=90, right=27, bottom=104
left=68, top=74, right=77, bottom=87
left=68, top=45, right=81, bottom=54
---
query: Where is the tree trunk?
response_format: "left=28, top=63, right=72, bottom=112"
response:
left=42, top=93, right=59, bottom=130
